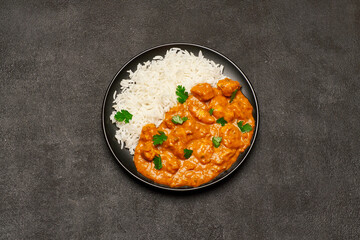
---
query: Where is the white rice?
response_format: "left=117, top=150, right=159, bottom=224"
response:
left=110, top=47, right=226, bottom=154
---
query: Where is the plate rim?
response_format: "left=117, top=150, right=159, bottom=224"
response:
left=102, top=42, right=260, bottom=191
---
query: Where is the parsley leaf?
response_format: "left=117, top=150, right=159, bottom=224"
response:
left=209, top=108, right=214, bottom=116
left=172, top=115, right=188, bottom=124
left=184, top=149, right=193, bottom=159
left=212, top=136, right=222, bottom=148
left=176, top=85, right=189, bottom=104
left=216, top=117, right=227, bottom=126
left=152, top=131, right=168, bottom=146
left=230, top=89, right=239, bottom=103
left=114, top=110, right=133, bottom=123
left=237, top=121, right=252, bottom=133
left=153, top=155, right=162, bottom=170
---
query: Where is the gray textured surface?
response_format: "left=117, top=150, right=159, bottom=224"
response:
left=1, top=1, right=359, bottom=239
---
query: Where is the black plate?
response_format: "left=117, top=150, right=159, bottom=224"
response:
left=102, top=43, right=259, bottom=191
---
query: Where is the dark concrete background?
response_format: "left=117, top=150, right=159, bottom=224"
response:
left=1, top=0, right=359, bottom=239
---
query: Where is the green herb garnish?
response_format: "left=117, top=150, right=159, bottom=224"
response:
left=114, top=110, right=133, bottom=123
left=176, top=85, right=189, bottom=104
left=172, top=115, right=188, bottom=125
left=152, top=131, right=168, bottom=146
left=237, top=121, right=252, bottom=133
left=216, top=117, right=227, bottom=126
left=229, top=89, right=239, bottom=103
left=153, top=155, right=162, bottom=170
left=209, top=108, right=214, bottom=116
left=184, top=149, right=193, bottom=159
left=212, top=136, right=222, bottom=148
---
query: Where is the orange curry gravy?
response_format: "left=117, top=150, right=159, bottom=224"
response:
left=134, top=78, right=254, bottom=187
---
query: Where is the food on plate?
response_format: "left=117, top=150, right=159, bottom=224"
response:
left=111, top=48, right=255, bottom=187
left=134, top=79, right=254, bottom=187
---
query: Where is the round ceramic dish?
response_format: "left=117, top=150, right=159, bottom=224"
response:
left=102, top=43, right=259, bottom=191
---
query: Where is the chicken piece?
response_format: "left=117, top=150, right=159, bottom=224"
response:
left=173, top=127, right=188, bottom=141
left=162, top=153, right=180, bottom=174
left=193, top=122, right=210, bottom=138
left=219, top=124, right=243, bottom=149
left=209, top=95, right=228, bottom=118
left=209, top=95, right=234, bottom=122
left=162, top=104, right=187, bottom=129
left=228, top=95, right=253, bottom=119
left=218, top=148, right=236, bottom=165
left=187, top=96, right=215, bottom=124
left=140, top=142, right=157, bottom=161
left=223, top=108, right=235, bottom=122
left=209, top=95, right=228, bottom=108
left=189, top=139, right=214, bottom=164
left=211, top=148, right=236, bottom=165
left=183, top=160, right=196, bottom=170
left=190, top=83, right=215, bottom=101
left=139, top=124, right=158, bottom=141
left=163, top=133, right=186, bottom=159
left=181, top=118, right=196, bottom=136
left=217, top=78, right=240, bottom=97
left=229, top=104, right=252, bottom=120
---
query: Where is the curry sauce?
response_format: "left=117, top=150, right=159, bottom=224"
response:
left=134, top=78, right=254, bottom=187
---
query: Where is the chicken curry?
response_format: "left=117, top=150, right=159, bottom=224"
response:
left=134, top=78, right=254, bottom=187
